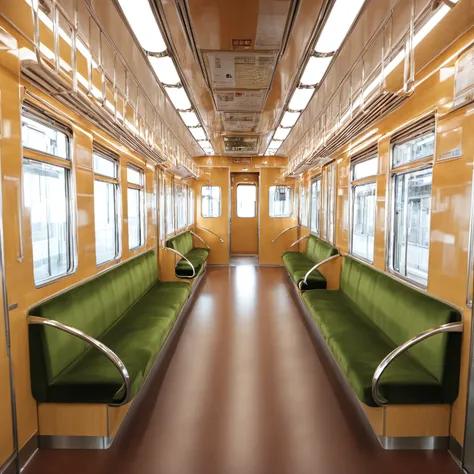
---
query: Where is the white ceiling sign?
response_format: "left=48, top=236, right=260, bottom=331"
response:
left=208, top=52, right=277, bottom=89
left=215, top=90, right=266, bottom=112
left=223, top=113, right=260, bottom=132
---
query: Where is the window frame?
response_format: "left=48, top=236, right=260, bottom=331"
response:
left=299, top=183, right=309, bottom=227
left=387, top=132, right=435, bottom=289
left=310, top=176, right=322, bottom=236
left=126, top=163, right=146, bottom=250
left=175, top=182, right=188, bottom=230
left=201, top=185, right=222, bottom=218
left=236, top=183, right=257, bottom=219
left=93, top=148, right=121, bottom=266
left=349, top=154, right=378, bottom=264
left=21, top=108, right=77, bottom=287
left=268, top=185, right=292, bottom=219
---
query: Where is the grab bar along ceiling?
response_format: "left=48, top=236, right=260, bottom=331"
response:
left=280, top=0, right=460, bottom=178
left=1, top=0, right=200, bottom=177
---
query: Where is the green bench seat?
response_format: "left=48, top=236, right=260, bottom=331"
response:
left=282, top=235, right=338, bottom=290
left=302, top=256, right=462, bottom=407
left=166, top=232, right=210, bottom=278
left=28, top=251, right=191, bottom=405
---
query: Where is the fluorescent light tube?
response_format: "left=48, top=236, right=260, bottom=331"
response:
left=281, top=111, right=300, bottom=127
left=149, top=56, right=180, bottom=85
left=189, top=127, right=206, bottom=140
left=269, top=140, right=282, bottom=150
left=179, top=111, right=200, bottom=127
left=198, top=140, right=212, bottom=148
left=300, top=56, right=332, bottom=85
left=165, top=87, right=191, bottom=110
left=288, top=88, right=314, bottom=111
left=315, top=0, right=365, bottom=54
left=117, top=0, right=167, bottom=53
left=274, top=127, right=291, bottom=140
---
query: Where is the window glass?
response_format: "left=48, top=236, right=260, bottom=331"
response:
left=159, top=173, right=165, bottom=240
left=22, top=115, right=68, bottom=159
left=189, top=189, right=195, bottom=225
left=327, top=164, right=336, bottom=244
left=352, top=157, right=377, bottom=181
left=93, top=153, right=119, bottom=265
left=392, top=168, right=432, bottom=286
left=166, top=180, right=174, bottom=234
left=127, top=165, right=145, bottom=249
left=202, top=186, right=221, bottom=218
left=176, top=184, right=187, bottom=229
left=351, top=182, right=376, bottom=262
left=393, top=133, right=435, bottom=168
left=237, top=184, right=256, bottom=218
left=127, top=166, right=143, bottom=185
left=310, top=179, right=321, bottom=234
left=269, top=186, right=291, bottom=218
left=23, top=159, right=72, bottom=284
left=300, top=186, right=308, bottom=227
left=93, top=154, right=117, bottom=178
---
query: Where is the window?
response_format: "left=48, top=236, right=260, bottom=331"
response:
left=159, top=172, right=165, bottom=240
left=22, top=111, right=75, bottom=285
left=310, top=178, right=321, bottom=234
left=236, top=184, right=256, bottom=218
left=189, top=189, right=195, bottom=225
left=393, top=132, right=435, bottom=167
left=326, top=164, right=336, bottom=244
left=93, top=151, right=120, bottom=265
left=166, top=179, right=174, bottom=235
left=350, top=154, right=377, bottom=262
left=202, top=186, right=221, bottom=218
left=269, top=186, right=291, bottom=218
left=300, top=185, right=308, bottom=227
left=176, top=184, right=187, bottom=229
left=127, top=164, right=145, bottom=249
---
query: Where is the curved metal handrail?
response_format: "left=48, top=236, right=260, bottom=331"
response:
left=189, top=230, right=210, bottom=250
left=272, top=225, right=299, bottom=243
left=195, top=226, right=224, bottom=243
left=162, top=247, right=196, bottom=278
left=298, top=254, right=340, bottom=290
left=28, top=316, right=131, bottom=406
left=372, top=321, right=464, bottom=406
left=289, top=234, right=311, bottom=248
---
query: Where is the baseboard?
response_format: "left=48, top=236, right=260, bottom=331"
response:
left=39, top=435, right=112, bottom=450
left=449, top=435, right=463, bottom=465
left=36, top=270, right=206, bottom=450
left=378, top=436, right=449, bottom=450
left=19, top=433, right=38, bottom=471
left=0, top=455, right=16, bottom=474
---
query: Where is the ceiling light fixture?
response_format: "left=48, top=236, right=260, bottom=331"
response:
left=280, top=111, right=300, bottom=127
left=315, top=0, right=365, bottom=54
left=189, top=127, right=206, bottom=141
left=117, top=0, right=167, bottom=53
left=148, top=56, right=181, bottom=85
left=288, top=88, right=315, bottom=111
left=164, top=87, right=192, bottom=111
left=300, top=55, right=333, bottom=86
left=274, top=127, right=291, bottom=140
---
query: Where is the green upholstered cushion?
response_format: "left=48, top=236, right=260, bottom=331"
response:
left=28, top=250, right=192, bottom=404
left=281, top=251, right=327, bottom=290
left=301, top=257, right=462, bottom=406
left=166, top=232, right=194, bottom=257
left=175, top=248, right=210, bottom=278
left=303, top=290, right=450, bottom=406
left=44, top=281, right=191, bottom=403
left=340, top=257, right=461, bottom=387
left=305, top=235, right=338, bottom=263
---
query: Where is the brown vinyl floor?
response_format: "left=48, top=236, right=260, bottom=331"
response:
left=24, top=266, right=462, bottom=474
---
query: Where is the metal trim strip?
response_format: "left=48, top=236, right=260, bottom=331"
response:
left=378, top=436, right=449, bottom=450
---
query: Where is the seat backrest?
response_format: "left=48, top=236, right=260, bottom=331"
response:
left=29, top=250, right=158, bottom=388
left=305, top=235, right=338, bottom=263
left=166, top=232, right=194, bottom=257
left=340, top=256, right=461, bottom=395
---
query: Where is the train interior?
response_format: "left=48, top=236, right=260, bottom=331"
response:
left=1, top=0, right=474, bottom=473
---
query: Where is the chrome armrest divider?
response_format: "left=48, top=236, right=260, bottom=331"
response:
left=162, top=247, right=196, bottom=278
left=28, top=315, right=131, bottom=407
left=298, top=254, right=340, bottom=290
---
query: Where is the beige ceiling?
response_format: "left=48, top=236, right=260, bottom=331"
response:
left=158, top=0, right=325, bottom=155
